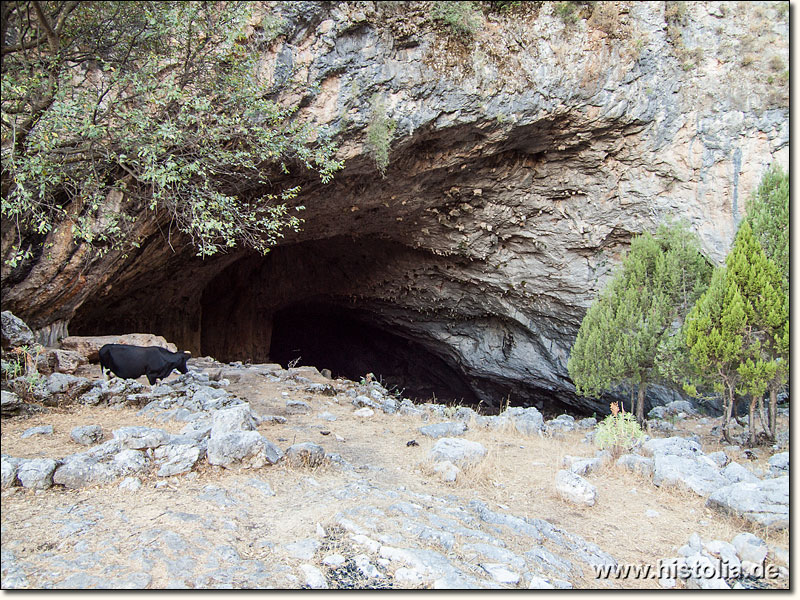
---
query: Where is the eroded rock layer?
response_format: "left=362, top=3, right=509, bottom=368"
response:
left=1, top=2, right=789, bottom=414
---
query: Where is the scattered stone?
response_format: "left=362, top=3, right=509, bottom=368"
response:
left=652, top=454, right=726, bottom=497
left=286, top=399, right=311, bottom=414
left=70, top=425, right=104, bottom=446
left=1, top=389, right=25, bottom=416
left=286, top=442, right=327, bottom=468
left=562, top=455, right=602, bottom=476
left=731, top=533, right=769, bottom=565
left=720, top=461, right=760, bottom=485
left=481, top=563, right=520, bottom=585
left=433, top=460, right=460, bottom=482
left=353, top=407, right=374, bottom=418
left=615, top=454, right=655, bottom=477
left=528, top=576, right=556, bottom=589
left=284, top=538, right=321, bottom=560
left=300, top=564, right=328, bottom=589
left=428, top=438, right=487, bottom=468
left=155, top=443, right=202, bottom=477
left=554, top=470, right=596, bottom=506
left=706, top=476, right=788, bottom=530
left=119, top=476, right=143, bottom=491
left=1, top=455, right=23, bottom=488
left=17, top=458, right=59, bottom=490
left=20, top=424, right=54, bottom=439
left=706, top=451, right=729, bottom=468
left=206, top=430, right=283, bottom=468
left=644, top=436, right=703, bottom=458
left=419, top=422, right=467, bottom=439
left=1, top=311, right=35, bottom=348
left=767, top=452, right=788, bottom=475
left=113, top=426, right=172, bottom=449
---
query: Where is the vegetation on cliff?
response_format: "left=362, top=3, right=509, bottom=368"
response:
left=569, top=168, right=788, bottom=443
left=1, top=1, right=342, bottom=266
left=567, top=221, right=711, bottom=423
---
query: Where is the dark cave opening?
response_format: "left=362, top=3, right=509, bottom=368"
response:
left=269, top=301, right=480, bottom=406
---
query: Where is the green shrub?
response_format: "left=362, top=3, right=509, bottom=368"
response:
left=594, top=402, right=645, bottom=457
left=365, top=95, right=397, bottom=178
left=432, top=1, right=481, bottom=38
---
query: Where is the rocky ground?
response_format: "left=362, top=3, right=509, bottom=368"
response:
left=0, top=354, right=790, bottom=590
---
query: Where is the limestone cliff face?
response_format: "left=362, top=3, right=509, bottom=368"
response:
left=1, top=2, right=789, bottom=414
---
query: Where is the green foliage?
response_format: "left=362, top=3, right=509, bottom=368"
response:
left=725, top=221, right=788, bottom=396
left=594, top=405, right=645, bottom=457
left=432, top=1, right=482, bottom=38
left=365, top=95, right=396, bottom=178
left=745, top=165, right=789, bottom=291
left=568, top=221, right=711, bottom=420
left=2, top=1, right=343, bottom=265
left=683, top=220, right=787, bottom=442
left=554, top=1, right=581, bottom=24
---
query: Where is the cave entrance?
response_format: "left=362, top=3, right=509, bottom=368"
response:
left=269, top=301, right=479, bottom=405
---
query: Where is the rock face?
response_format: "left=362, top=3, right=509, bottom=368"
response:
left=0, top=2, right=788, bottom=414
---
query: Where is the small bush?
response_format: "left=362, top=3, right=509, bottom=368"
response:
left=431, top=1, right=481, bottom=39
left=365, top=95, right=396, bottom=178
left=555, top=1, right=580, bottom=24
left=594, top=402, right=645, bottom=458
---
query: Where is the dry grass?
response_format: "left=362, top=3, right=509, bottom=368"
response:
left=1, top=365, right=790, bottom=589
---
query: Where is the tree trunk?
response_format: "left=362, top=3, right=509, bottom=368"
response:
left=768, top=385, right=778, bottom=441
left=636, top=383, right=646, bottom=426
left=757, top=395, right=769, bottom=441
left=748, top=395, right=758, bottom=446
left=721, top=387, right=734, bottom=444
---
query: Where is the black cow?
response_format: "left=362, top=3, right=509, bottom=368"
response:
left=99, top=344, right=191, bottom=385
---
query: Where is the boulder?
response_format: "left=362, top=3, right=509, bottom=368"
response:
left=53, top=455, right=118, bottom=488
left=17, top=458, right=59, bottom=490
left=42, top=373, right=94, bottom=405
left=113, top=426, right=171, bottom=449
left=720, top=461, right=760, bottom=485
left=706, top=476, right=788, bottom=530
left=767, top=452, right=788, bottom=475
left=35, top=349, right=87, bottom=375
left=429, top=438, right=486, bottom=468
left=1, top=455, right=23, bottom=488
left=285, top=442, right=326, bottom=468
left=1, top=311, right=35, bottom=349
left=210, top=403, right=257, bottom=435
left=653, top=454, right=726, bottom=497
left=1, top=389, right=25, bottom=416
left=155, top=443, right=202, bottom=477
left=554, top=470, right=597, bottom=506
left=206, top=430, right=283, bottom=468
left=616, top=454, right=655, bottom=477
left=59, top=334, right=177, bottom=361
left=21, top=425, right=54, bottom=439
left=504, top=406, right=544, bottom=435
left=644, top=436, right=703, bottom=458
left=731, top=533, right=769, bottom=565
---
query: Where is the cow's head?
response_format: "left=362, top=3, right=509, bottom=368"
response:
left=178, top=352, right=191, bottom=374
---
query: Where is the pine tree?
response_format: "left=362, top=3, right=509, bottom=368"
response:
left=684, top=268, right=752, bottom=444
left=746, top=165, right=789, bottom=291
left=725, top=221, right=788, bottom=443
left=744, top=165, right=790, bottom=436
left=568, top=221, right=711, bottom=422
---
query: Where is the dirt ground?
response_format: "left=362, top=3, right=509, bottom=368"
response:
left=0, top=364, right=790, bottom=589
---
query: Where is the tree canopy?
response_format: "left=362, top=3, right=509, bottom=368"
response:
left=567, top=221, right=711, bottom=421
left=2, top=1, right=343, bottom=266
